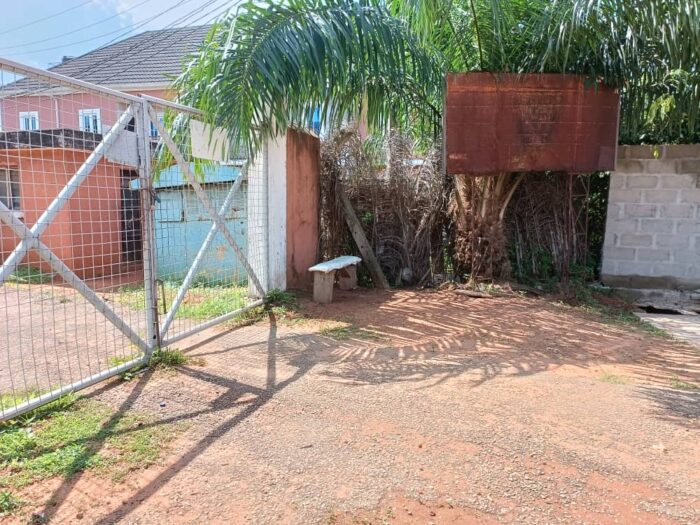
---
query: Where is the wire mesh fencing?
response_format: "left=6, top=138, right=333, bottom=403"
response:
left=0, top=59, right=268, bottom=420
left=144, top=98, right=267, bottom=347
left=0, top=59, right=157, bottom=419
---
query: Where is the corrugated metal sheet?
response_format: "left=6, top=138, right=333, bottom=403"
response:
left=445, top=73, right=620, bottom=175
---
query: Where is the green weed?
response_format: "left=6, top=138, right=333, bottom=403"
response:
left=669, top=377, right=698, bottom=391
left=149, top=348, right=188, bottom=368
left=599, top=372, right=627, bottom=385
left=109, top=348, right=202, bottom=381
left=0, top=490, right=22, bottom=515
left=1, top=392, right=77, bottom=428
left=319, top=324, right=384, bottom=341
left=5, top=267, right=53, bottom=285
left=0, top=397, right=176, bottom=488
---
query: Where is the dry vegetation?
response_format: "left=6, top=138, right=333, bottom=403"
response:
left=320, top=130, right=449, bottom=286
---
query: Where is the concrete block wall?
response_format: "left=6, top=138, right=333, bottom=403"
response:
left=602, top=144, right=700, bottom=290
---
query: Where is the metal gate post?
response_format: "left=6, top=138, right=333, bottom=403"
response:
left=135, top=101, right=160, bottom=355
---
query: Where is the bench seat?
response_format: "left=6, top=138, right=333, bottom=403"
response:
left=308, top=256, right=361, bottom=303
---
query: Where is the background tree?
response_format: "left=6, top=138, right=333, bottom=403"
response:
left=175, top=0, right=699, bottom=281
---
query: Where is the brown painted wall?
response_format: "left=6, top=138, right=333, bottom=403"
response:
left=0, top=148, right=128, bottom=279
left=285, top=129, right=320, bottom=289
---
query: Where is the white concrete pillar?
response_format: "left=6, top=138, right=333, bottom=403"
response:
left=247, top=132, right=288, bottom=296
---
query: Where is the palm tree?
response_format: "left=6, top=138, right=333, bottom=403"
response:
left=175, top=0, right=699, bottom=279
left=177, top=0, right=698, bottom=150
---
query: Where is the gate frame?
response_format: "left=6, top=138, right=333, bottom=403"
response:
left=143, top=98, right=267, bottom=347
left=0, top=58, right=269, bottom=421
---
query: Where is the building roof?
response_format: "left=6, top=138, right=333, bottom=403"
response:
left=0, top=129, right=101, bottom=150
left=5, top=25, right=211, bottom=92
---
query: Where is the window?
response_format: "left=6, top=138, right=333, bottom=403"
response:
left=0, top=168, right=20, bottom=211
left=149, top=112, right=164, bottom=138
left=19, top=111, right=39, bottom=131
left=79, top=109, right=101, bottom=133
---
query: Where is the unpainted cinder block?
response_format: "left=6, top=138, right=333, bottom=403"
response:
left=620, top=233, right=653, bottom=247
left=609, top=188, right=642, bottom=202
left=645, top=159, right=678, bottom=174
left=659, top=204, right=694, bottom=219
left=642, top=189, right=678, bottom=203
left=624, top=204, right=657, bottom=218
left=615, top=159, right=645, bottom=173
left=636, top=248, right=670, bottom=262
left=679, top=160, right=700, bottom=174
left=626, top=175, right=658, bottom=189
left=639, top=219, right=675, bottom=234
left=660, top=174, right=697, bottom=189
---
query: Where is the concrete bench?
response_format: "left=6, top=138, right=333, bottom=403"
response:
left=308, top=256, right=362, bottom=303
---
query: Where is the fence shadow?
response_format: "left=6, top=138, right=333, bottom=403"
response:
left=38, top=309, right=313, bottom=524
left=36, top=289, right=699, bottom=522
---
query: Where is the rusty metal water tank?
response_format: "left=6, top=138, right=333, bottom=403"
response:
left=444, top=73, right=620, bottom=175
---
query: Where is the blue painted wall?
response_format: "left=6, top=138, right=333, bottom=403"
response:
left=145, top=164, right=248, bottom=283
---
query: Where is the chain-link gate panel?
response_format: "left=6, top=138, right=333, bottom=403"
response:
left=0, top=59, right=156, bottom=420
left=143, top=98, right=267, bottom=347
left=0, top=60, right=269, bottom=421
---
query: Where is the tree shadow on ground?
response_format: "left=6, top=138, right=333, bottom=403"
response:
left=634, top=386, right=700, bottom=430
left=35, top=289, right=699, bottom=522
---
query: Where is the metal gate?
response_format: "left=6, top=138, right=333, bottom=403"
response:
left=0, top=58, right=267, bottom=421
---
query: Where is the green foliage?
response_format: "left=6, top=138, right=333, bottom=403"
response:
left=669, top=377, right=698, bottom=391
left=0, top=392, right=77, bottom=429
left=0, top=398, right=175, bottom=488
left=5, top=267, right=53, bottom=285
left=177, top=0, right=698, bottom=151
left=265, top=288, right=296, bottom=307
left=118, top=281, right=248, bottom=320
left=175, top=0, right=443, bottom=158
left=526, top=1, right=700, bottom=144
left=0, top=491, right=22, bottom=515
left=585, top=172, right=611, bottom=279
left=149, top=348, right=188, bottom=369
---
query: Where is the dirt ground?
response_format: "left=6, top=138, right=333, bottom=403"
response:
left=8, top=289, right=700, bottom=524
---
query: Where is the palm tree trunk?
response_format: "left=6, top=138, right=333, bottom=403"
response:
left=451, top=172, right=523, bottom=281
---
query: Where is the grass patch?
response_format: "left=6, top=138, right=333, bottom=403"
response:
left=0, top=396, right=177, bottom=488
left=109, top=348, right=203, bottom=381
left=150, top=348, right=188, bottom=368
left=0, top=490, right=22, bottom=515
left=117, top=281, right=248, bottom=320
left=599, top=372, right=627, bottom=385
left=1, top=392, right=77, bottom=428
left=5, top=267, right=53, bottom=285
left=568, top=285, right=671, bottom=338
left=669, top=377, right=698, bottom=391
left=319, top=324, right=384, bottom=341
left=225, top=289, right=304, bottom=328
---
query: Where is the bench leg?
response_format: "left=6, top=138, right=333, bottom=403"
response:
left=313, top=271, right=335, bottom=303
left=338, top=265, right=357, bottom=290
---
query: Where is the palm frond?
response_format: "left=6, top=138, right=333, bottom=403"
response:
left=175, top=0, right=444, bottom=157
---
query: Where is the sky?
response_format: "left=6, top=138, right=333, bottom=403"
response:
left=0, top=0, right=236, bottom=69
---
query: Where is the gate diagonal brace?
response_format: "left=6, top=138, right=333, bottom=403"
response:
left=0, top=200, right=150, bottom=352
left=146, top=104, right=266, bottom=298
left=0, top=106, right=135, bottom=284
left=159, top=166, right=249, bottom=339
